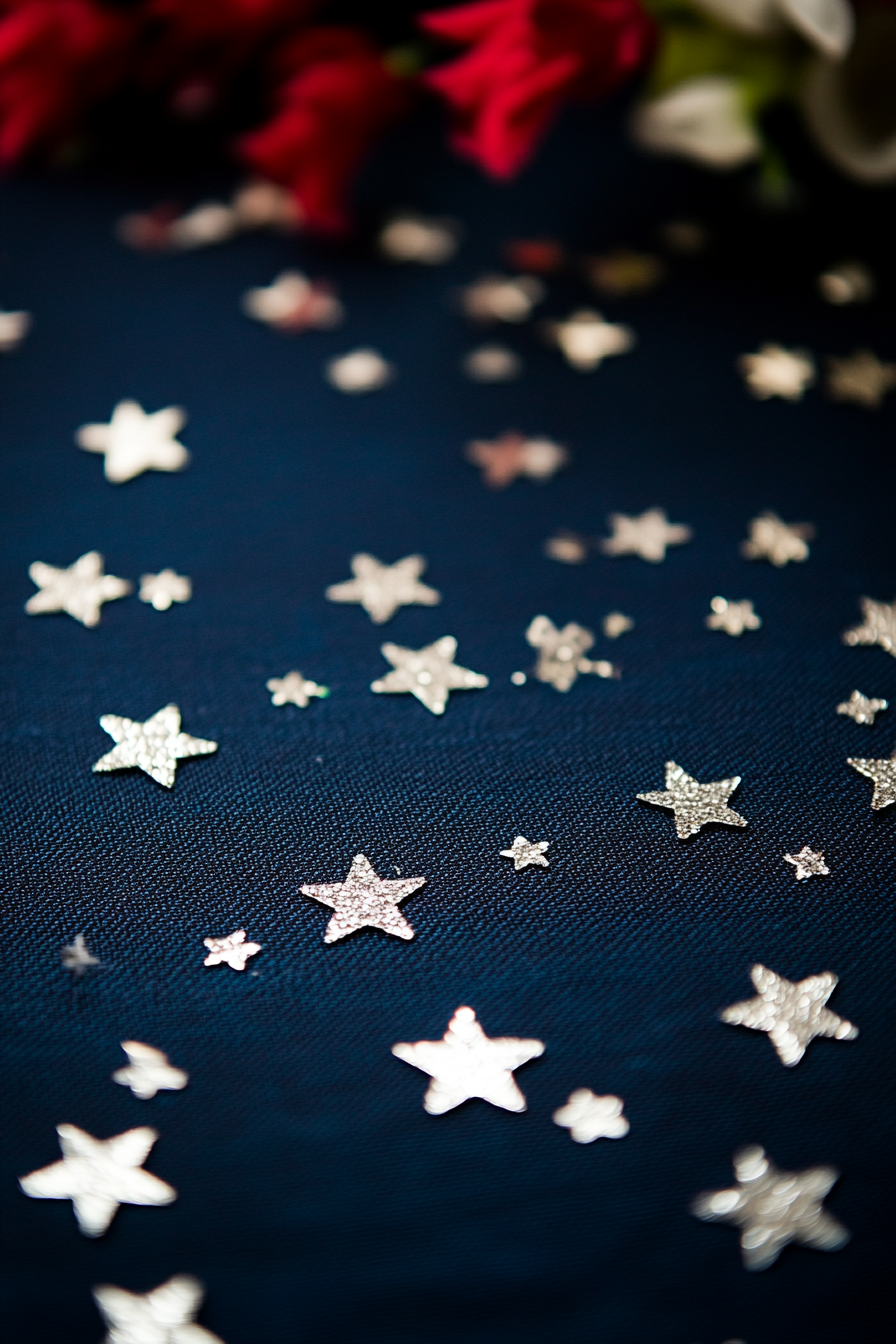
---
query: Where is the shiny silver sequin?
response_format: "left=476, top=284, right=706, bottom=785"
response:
left=301, top=853, right=425, bottom=944
left=77, top=400, right=190, bottom=483
left=552, top=1090, right=629, bottom=1143
left=843, top=596, right=896, bottom=658
left=93, top=704, right=217, bottom=789
left=706, top=597, right=761, bottom=636
left=847, top=750, right=896, bottom=809
left=26, top=550, right=132, bottom=627
left=740, top=511, right=814, bottom=566
left=738, top=345, right=815, bottom=400
left=326, top=553, right=440, bottom=624
left=837, top=689, right=888, bottom=724
left=526, top=615, right=615, bottom=690
left=93, top=1275, right=223, bottom=1344
left=266, top=671, right=329, bottom=708
left=113, top=1042, right=189, bottom=1100
left=500, top=836, right=549, bottom=870
left=392, top=1006, right=544, bottom=1114
left=600, top=508, right=692, bottom=562
left=203, top=929, right=261, bottom=971
left=371, top=635, right=488, bottom=715
left=637, top=761, right=748, bottom=839
left=783, top=846, right=830, bottom=880
left=720, top=963, right=857, bottom=1066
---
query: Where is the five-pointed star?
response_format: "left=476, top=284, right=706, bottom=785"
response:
left=139, top=569, right=191, bottom=610
left=720, top=963, right=857, bottom=1066
left=637, top=761, right=748, bottom=839
left=326, top=553, right=441, bottom=624
left=113, top=1041, right=189, bottom=1100
left=741, top=511, right=814, bottom=565
left=371, top=636, right=489, bottom=715
left=847, top=750, right=896, bottom=809
left=61, top=933, right=100, bottom=975
left=552, top=1089, right=630, bottom=1143
left=94, top=1275, right=223, bottom=1344
left=525, top=615, right=615, bottom=690
left=783, top=846, right=830, bottom=880
left=203, top=929, right=261, bottom=970
left=837, top=690, right=888, bottom=725
left=77, top=400, right=190, bottom=483
left=706, top=596, right=762, bottom=636
left=18, top=1124, right=176, bottom=1237
left=827, top=349, right=896, bottom=407
left=93, top=704, right=217, bottom=789
left=392, top=1006, right=544, bottom=1114
left=500, top=836, right=550, bottom=870
left=600, top=508, right=692, bottom=562
left=691, top=1145, right=850, bottom=1269
left=242, top=269, right=343, bottom=331
left=267, top=670, right=329, bottom=707
left=301, top=853, right=426, bottom=943
left=548, top=309, right=635, bottom=371
left=25, top=550, right=132, bottom=627
left=466, top=431, right=568, bottom=488
left=738, top=345, right=816, bottom=400
left=843, top=596, right=896, bottom=658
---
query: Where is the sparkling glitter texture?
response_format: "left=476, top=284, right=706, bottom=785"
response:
left=301, top=853, right=426, bottom=944
left=553, top=1090, right=630, bottom=1143
left=500, top=836, right=550, bottom=870
left=371, top=636, right=489, bottom=714
left=92, top=704, right=217, bottom=789
left=836, top=690, right=888, bottom=724
left=392, top=1006, right=544, bottom=1115
left=326, top=553, right=440, bottom=624
left=719, top=963, right=857, bottom=1066
left=637, top=761, right=748, bottom=838
left=526, top=615, right=615, bottom=690
left=783, top=846, right=830, bottom=880
left=843, top=597, right=896, bottom=658
left=26, top=551, right=133, bottom=627
left=113, top=1042, right=189, bottom=1100
left=740, top=511, right=814, bottom=565
left=203, top=929, right=261, bottom=971
left=847, top=751, right=896, bottom=809
left=93, top=1275, right=223, bottom=1344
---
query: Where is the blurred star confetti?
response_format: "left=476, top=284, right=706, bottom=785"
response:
left=741, top=511, right=813, bottom=565
left=843, top=597, right=896, bottom=658
left=326, top=553, right=440, bottom=624
left=371, top=636, right=489, bottom=715
left=826, top=349, right=896, bottom=408
left=325, top=348, right=393, bottom=393
left=548, top=309, right=634, bottom=370
left=461, top=274, right=544, bottom=323
left=61, top=934, right=100, bottom=977
left=242, top=270, right=343, bottom=332
left=267, top=671, right=329, bottom=708
left=706, top=597, right=761, bottom=636
left=603, top=611, right=634, bottom=638
left=837, top=690, right=888, bottom=725
left=462, top=344, right=522, bottom=382
left=26, top=551, right=132, bottom=627
left=0, top=307, right=31, bottom=351
left=585, top=248, right=664, bottom=296
left=817, top=260, right=874, bottom=304
left=392, top=1006, right=544, bottom=1114
left=139, top=570, right=191, bottom=611
left=466, top=432, right=568, bottom=488
left=93, top=1275, right=223, bottom=1344
left=113, top=1042, right=189, bottom=1100
left=600, top=508, right=691, bottom=562
left=553, top=1090, right=629, bottom=1142
left=526, top=615, right=615, bottom=690
left=720, top=963, right=856, bottom=1067
left=379, top=213, right=459, bottom=263
left=77, top=400, right=190, bottom=483
left=739, top=345, right=815, bottom=400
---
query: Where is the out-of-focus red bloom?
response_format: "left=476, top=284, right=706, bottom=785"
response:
left=420, top=0, right=656, bottom=179
left=0, top=0, right=137, bottom=165
left=238, top=28, right=410, bottom=235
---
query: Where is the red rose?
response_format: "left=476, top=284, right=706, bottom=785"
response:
left=238, top=27, right=410, bottom=235
left=420, top=0, right=655, bottom=179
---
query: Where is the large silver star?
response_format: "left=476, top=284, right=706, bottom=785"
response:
left=600, top=508, right=692, bottom=562
left=326, top=553, right=440, bottom=624
left=740, top=511, right=814, bottom=565
left=738, top=345, right=815, bottom=400
left=827, top=348, right=896, bottom=407
left=301, top=853, right=426, bottom=943
left=266, top=670, right=329, bottom=708
left=113, top=1042, right=189, bottom=1100
left=720, top=963, right=857, bottom=1066
left=843, top=596, right=896, bottom=658
left=93, top=1275, right=223, bottom=1344
left=500, top=836, right=549, bottom=870
left=77, top=400, right=190, bottom=483
left=637, top=761, right=748, bottom=839
left=19, top=1124, right=176, bottom=1237
left=837, top=689, right=888, bottom=724
left=93, top=704, right=217, bottom=789
left=691, top=1145, right=850, bottom=1270
left=371, top=636, right=488, bottom=715
left=847, top=750, right=896, bottom=809
left=392, top=1006, right=544, bottom=1114
left=25, top=551, right=132, bottom=627
left=525, top=615, right=615, bottom=690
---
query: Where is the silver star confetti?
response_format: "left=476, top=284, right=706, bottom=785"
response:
left=827, top=349, right=896, bottom=408
left=93, top=1275, right=223, bottom=1344
left=326, top=553, right=440, bottom=624
left=93, top=704, right=217, bottom=789
left=691, top=1145, right=850, bottom=1269
left=720, top=963, right=856, bottom=1066
left=19, top=1124, right=176, bottom=1237
left=738, top=345, right=815, bottom=400
left=26, top=551, right=132, bottom=627
left=392, top=1006, right=544, bottom=1114
left=466, top=431, right=568, bottom=488
left=603, top=611, right=634, bottom=638
left=139, top=569, right=191, bottom=611
left=740, top=511, right=814, bottom=565
left=267, top=671, right=329, bottom=708
left=706, top=597, right=762, bottom=636
left=461, top=273, right=544, bottom=323
left=526, top=615, right=615, bottom=690
left=325, top=347, right=393, bottom=393
left=242, top=269, right=343, bottom=331
left=301, top=853, right=425, bottom=943
left=500, top=836, right=549, bottom=870
left=203, top=929, right=261, bottom=971
left=113, top=1042, right=189, bottom=1100
left=847, top=750, right=896, bottom=810
left=77, top=401, right=190, bottom=483
left=547, top=309, right=635, bottom=371
left=0, top=306, right=31, bottom=351
left=600, top=508, right=692, bottom=562
left=462, top=344, right=522, bottom=382
left=843, top=597, right=896, bottom=658
left=61, top=934, right=100, bottom=976
left=371, top=636, right=488, bottom=715
left=379, top=213, right=459, bottom=264
left=637, top=761, right=748, bottom=839
left=837, top=690, right=888, bottom=725
left=552, top=1090, right=629, bottom=1143
left=783, top=846, right=830, bottom=880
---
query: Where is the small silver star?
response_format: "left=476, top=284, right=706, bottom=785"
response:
left=837, top=690, right=888, bottom=725
left=371, top=635, right=489, bottom=715
left=741, top=511, right=814, bottom=565
left=139, top=569, right=191, bottom=611
left=691, top=1145, right=850, bottom=1269
left=326, top=553, right=440, bottom=624
left=301, top=853, right=425, bottom=944
left=18, top=1124, right=176, bottom=1237
left=637, top=761, right=748, bottom=839
left=461, top=273, right=544, bottom=323
left=113, top=1042, right=189, bottom=1100
left=738, top=345, right=815, bottom=400
left=93, top=704, right=217, bottom=789
left=783, top=846, right=830, bottom=880
left=600, top=508, right=692, bottom=562
left=843, top=596, right=896, bottom=658
left=61, top=934, right=100, bottom=976
left=0, top=307, right=31, bottom=351
left=242, top=269, right=343, bottom=331
left=547, top=309, right=635, bottom=371
left=392, top=1005, right=544, bottom=1114
left=93, top=1275, right=223, bottom=1344
left=706, top=597, right=762, bottom=636
left=26, top=551, right=132, bottom=627
left=827, top=349, right=896, bottom=408
left=720, top=963, right=857, bottom=1066
left=203, top=929, right=261, bottom=971
left=552, top=1090, right=629, bottom=1143
left=525, top=615, right=615, bottom=690
left=325, top=348, right=393, bottom=393
left=603, top=611, right=634, bottom=638
left=847, top=750, right=896, bottom=809
left=267, top=671, right=329, bottom=708
left=500, top=836, right=549, bottom=870
left=77, top=400, right=190, bottom=483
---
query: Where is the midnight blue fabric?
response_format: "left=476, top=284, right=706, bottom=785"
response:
left=1, top=102, right=894, bottom=1344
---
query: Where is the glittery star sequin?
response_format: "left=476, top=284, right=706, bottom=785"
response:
left=783, top=847, right=830, bottom=880
left=547, top=309, right=635, bottom=371
left=301, top=853, right=426, bottom=943
left=847, top=750, right=896, bottom=809
left=827, top=349, right=896, bottom=407
left=466, top=431, right=568, bottom=488
left=93, top=704, right=217, bottom=789
left=0, top=307, right=30, bottom=351
left=720, top=963, right=856, bottom=1067
left=113, top=1042, right=189, bottom=1100
left=61, top=934, right=100, bottom=976
left=738, top=345, right=815, bottom=400
left=603, top=611, right=634, bottom=638
left=242, top=269, right=343, bottom=332
left=379, top=213, right=459, bottom=264
left=837, top=690, right=888, bottom=725
left=392, top=1006, right=544, bottom=1114
left=461, top=274, right=544, bottom=323
left=553, top=1090, right=630, bottom=1142
left=600, top=508, right=692, bottom=562
left=267, top=671, right=329, bottom=707
left=818, top=260, right=874, bottom=304
left=203, top=929, right=261, bottom=971
left=462, top=344, right=522, bottom=382
left=139, top=569, right=191, bottom=611
left=500, top=836, right=549, bottom=870
left=843, top=596, right=896, bottom=659
left=706, top=597, right=762, bottom=636
left=637, top=761, right=748, bottom=839
left=525, top=615, right=615, bottom=690
left=93, top=1275, right=223, bottom=1344
left=585, top=248, right=664, bottom=296
left=25, top=551, right=132, bottom=627
left=691, top=1145, right=850, bottom=1269
left=77, top=401, right=190, bottom=483
left=371, top=636, right=489, bottom=715
left=18, top=1125, right=176, bottom=1237
left=325, top=348, right=393, bottom=393
left=740, top=511, right=814, bottom=565
left=326, top=553, right=441, bottom=624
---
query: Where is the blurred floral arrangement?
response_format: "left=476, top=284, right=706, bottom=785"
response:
left=0, top=0, right=893, bottom=241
